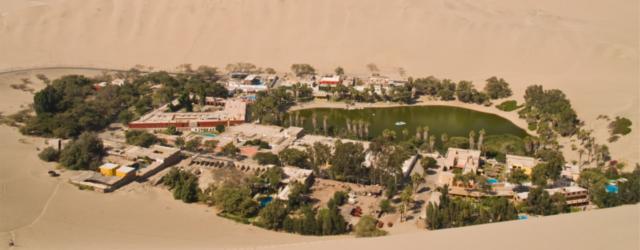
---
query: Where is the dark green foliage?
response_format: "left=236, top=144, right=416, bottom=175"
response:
left=496, top=100, right=521, bottom=111
left=220, top=142, right=239, bottom=157
left=421, top=157, right=438, bottom=173
left=290, top=64, right=316, bottom=77
left=379, top=199, right=395, bottom=213
left=125, top=130, right=158, bottom=147
left=426, top=186, right=518, bottom=230
left=253, top=152, right=281, bottom=166
left=185, top=138, right=202, bottom=152
left=213, top=184, right=259, bottom=217
left=257, top=199, right=289, bottom=229
left=522, top=85, right=578, bottom=136
left=483, top=134, right=527, bottom=162
left=329, top=141, right=367, bottom=182
left=23, top=75, right=146, bottom=138
left=609, top=116, right=632, bottom=136
left=507, top=168, right=529, bottom=186
left=162, top=168, right=201, bottom=203
left=33, top=85, right=63, bottom=115
left=59, top=132, right=104, bottom=170
left=38, top=146, right=59, bottom=162
left=437, top=80, right=456, bottom=101
left=484, top=76, right=512, bottom=99
left=526, top=187, right=568, bottom=215
left=355, top=215, right=387, bottom=237
left=455, top=81, right=488, bottom=104
left=278, top=148, right=311, bottom=169
left=165, top=126, right=180, bottom=135
left=244, top=139, right=271, bottom=149
left=252, top=87, right=294, bottom=125
left=578, top=167, right=640, bottom=208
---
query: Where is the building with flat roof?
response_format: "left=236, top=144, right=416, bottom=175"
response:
left=319, top=75, right=341, bottom=86
left=128, top=98, right=247, bottom=131
left=99, top=163, right=119, bottom=176
left=215, top=124, right=304, bottom=154
left=444, top=148, right=481, bottom=173
left=507, top=154, right=537, bottom=175
left=516, top=186, right=589, bottom=208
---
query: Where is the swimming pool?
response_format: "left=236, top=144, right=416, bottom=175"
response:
left=259, top=196, right=273, bottom=207
left=606, top=184, right=619, bottom=193
left=487, top=178, right=499, bottom=185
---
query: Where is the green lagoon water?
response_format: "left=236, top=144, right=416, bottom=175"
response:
left=288, top=106, right=528, bottom=140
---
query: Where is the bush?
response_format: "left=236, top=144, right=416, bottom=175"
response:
left=355, top=215, right=387, bottom=237
left=38, top=146, right=59, bottom=162
left=609, top=116, right=632, bottom=136
left=496, top=100, right=522, bottom=112
left=125, top=130, right=158, bottom=147
left=253, top=152, right=281, bottom=166
left=59, top=132, right=104, bottom=170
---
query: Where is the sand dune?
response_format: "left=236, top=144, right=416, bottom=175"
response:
left=0, top=0, right=637, bottom=165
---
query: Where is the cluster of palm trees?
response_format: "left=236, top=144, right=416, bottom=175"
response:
left=345, top=119, right=370, bottom=139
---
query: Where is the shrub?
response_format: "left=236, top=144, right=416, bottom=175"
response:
left=125, top=130, right=158, bottom=147
left=496, top=100, right=522, bottom=112
left=355, top=215, right=387, bottom=237
left=38, top=146, right=59, bottom=162
left=253, top=152, right=281, bottom=166
left=609, top=117, right=632, bottom=136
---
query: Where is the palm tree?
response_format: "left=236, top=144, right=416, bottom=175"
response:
left=578, top=148, right=585, bottom=166
left=312, top=113, right=317, bottom=132
left=469, top=130, right=476, bottom=150
left=423, top=126, right=430, bottom=145
left=429, top=135, right=436, bottom=153
left=323, top=115, right=328, bottom=135
left=441, top=133, right=449, bottom=149
left=402, top=129, right=410, bottom=141
left=416, top=126, right=423, bottom=141
left=477, top=129, right=485, bottom=151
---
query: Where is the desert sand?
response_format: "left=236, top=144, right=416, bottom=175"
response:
left=0, top=0, right=637, bottom=166
left=0, top=0, right=638, bottom=249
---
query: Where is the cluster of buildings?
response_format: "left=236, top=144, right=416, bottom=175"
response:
left=70, top=142, right=181, bottom=192
left=128, top=97, right=247, bottom=132
left=432, top=147, right=590, bottom=209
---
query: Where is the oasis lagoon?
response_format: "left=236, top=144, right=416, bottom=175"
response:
left=286, top=106, right=529, bottom=140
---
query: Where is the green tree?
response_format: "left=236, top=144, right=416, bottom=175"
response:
left=257, top=199, right=289, bottom=229
left=278, top=148, right=311, bottom=169
left=59, top=132, right=104, bottom=170
left=484, top=76, right=512, bottom=99
left=125, top=130, right=158, bottom=147
left=185, top=137, right=202, bottom=152
left=254, top=152, right=281, bottom=166
left=507, top=168, right=529, bottom=187
left=221, top=142, right=239, bottom=157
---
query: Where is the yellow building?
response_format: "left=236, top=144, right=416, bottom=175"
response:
left=99, top=163, right=119, bottom=176
left=506, top=155, right=537, bottom=175
left=115, top=166, right=136, bottom=178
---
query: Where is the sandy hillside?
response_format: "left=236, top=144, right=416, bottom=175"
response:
left=0, top=0, right=637, bottom=165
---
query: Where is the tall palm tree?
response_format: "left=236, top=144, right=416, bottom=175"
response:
left=323, top=115, right=328, bottom=135
left=477, top=129, right=485, bottom=151
left=429, top=135, right=436, bottom=153
left=312, top=113, right=317, bottom=132
left=416, top=126, right=423, bottom=141
left=423, top=126, right=430, bottom=145
left=469, top=130, right=476, bottom=150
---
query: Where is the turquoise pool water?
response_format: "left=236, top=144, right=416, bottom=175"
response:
left=606, top=184, right=618, bottom=193
left=487, top=178, right=499, bottom=184
left=259, top=197, right=273, bottom=207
